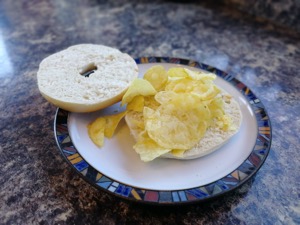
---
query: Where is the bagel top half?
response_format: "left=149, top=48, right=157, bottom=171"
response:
left=37, top=44, right=138, bottom=113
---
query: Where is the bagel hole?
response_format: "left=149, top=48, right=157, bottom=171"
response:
left=80, top=63, right=97, bottom=77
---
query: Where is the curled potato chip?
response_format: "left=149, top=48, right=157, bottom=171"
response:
left=88, top=111, right=126, bottom=147
left=184, top=68, right=216, bottom=80
left=143, top=65, right=168, bottom=91
left=144, top=96, right=160, bottom=109
left=144, top=107, right=201, bottom=149
left=192, top=85, right=221, bottom=101
left=88, top=117, right=106, bottom=147
left=208, top=97, right=224, bottom=118
left=155, top=91, right=208, bottom=113
left=154, top=91, right=176, bottom=104
left=166, top=77, right=210, bottom=95
left=104, top=111, right=127, bottom=138
left=167, top=67, right=188, bottom=78
left=126, top=96, right=144, bottom=112
left=126, top=111, right=145, bottom=130
left=165, top=78, right=193, bottom=93
left=170, top=149, right=185, bottom=157
left=121, top=78, right=157, bottom=106
left=166, top=68, right=220, bottom=102
left=133, top=131, right=171, bottom=162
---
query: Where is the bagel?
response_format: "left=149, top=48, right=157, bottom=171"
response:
left=125, top=89, right=242, bottom=160
left=37, top=44, right=138, bottom=112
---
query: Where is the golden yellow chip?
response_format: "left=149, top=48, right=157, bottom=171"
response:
left=133, top=131, right=171, bottom=162
left=143, top=65, right=168, bottom=91
left=167, top=67, right=188, bottom=78
left=104, top=111, right=127, bottom=138
left=192, top=85, right=221, bottom=101
left=87, top=117, right=106, bottom=147
left=144, top=107, right=200, bottom=149
left=126, top=96, right=144, bottom=112
left=156, top=91, right=207, bottom=113
left=88, top=111, right=126, bottom=147
left=165, top=78, right=206, bottom=94
left=208, top=97, right=224, bottom=118
left=126, top=111, right=145, bottom=130
left=171, top=149, right=185, bottom=157
left=121, top=78, right=157, bottom=106
left=144, top=96, right=160, bottom=109
left=154, top=91, right=176, bottom=105
left=184, top=68, right=216, bottom=81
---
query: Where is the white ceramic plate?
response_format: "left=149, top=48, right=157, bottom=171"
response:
left=54, top=57, right=271, bottom=204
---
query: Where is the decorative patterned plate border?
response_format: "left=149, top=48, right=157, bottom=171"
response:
left=54, top=57, right=272, bottom=204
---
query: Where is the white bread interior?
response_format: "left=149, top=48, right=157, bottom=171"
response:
left=37, top=44, right=138, bottom=113
left=125, top=89, right=242, bottom=160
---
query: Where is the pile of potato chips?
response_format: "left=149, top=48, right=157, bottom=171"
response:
left=88, top=66, right=233, bottom=161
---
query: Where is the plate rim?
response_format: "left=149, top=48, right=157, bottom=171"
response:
left=54, top=56, right=272, bottom=205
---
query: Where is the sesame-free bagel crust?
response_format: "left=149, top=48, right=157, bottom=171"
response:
left=37, top=44, right=138, bottom=112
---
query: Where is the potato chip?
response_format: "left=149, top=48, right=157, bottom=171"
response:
left=104, top=111, right=127, bottom=138
left=167, top=67, right=188, bottom=78
left=193, top=85, right=221, bottom=101
left=184, top=68, right=216, bottom=81
left=154, top=91, right=176, bottom=104
left=155, top=91, right=209, bottom=114
left=121, top=78, right=157, bottom=106
left=144, top=96, right=160, bottom=109
left=155, top=91, right=191, bottom=107
left=126, top=111, right=145, bottom=130
left=88, top=110, right=126, bottom=147
left=126, top=96, right=144, bottom=112
left=88, top=117, right=106, bottom=147
left=143, top=65, right=168, bottom=91
left=165, top=78, right=193, bottom=93
left=170, top=149, right=185, bottom=157
left=133, top=131, right=171, bottom=162
left=144, top=107, right=201, bottom=149
left=208, top=97, right=224, bottom=118
left=166, top=77, right=213, bottom=95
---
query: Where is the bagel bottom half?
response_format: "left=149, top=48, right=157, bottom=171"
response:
left=125, top=90, right=242, bottom=160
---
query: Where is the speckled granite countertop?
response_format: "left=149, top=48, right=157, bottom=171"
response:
left=0, top=0, right=299, bottom=224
